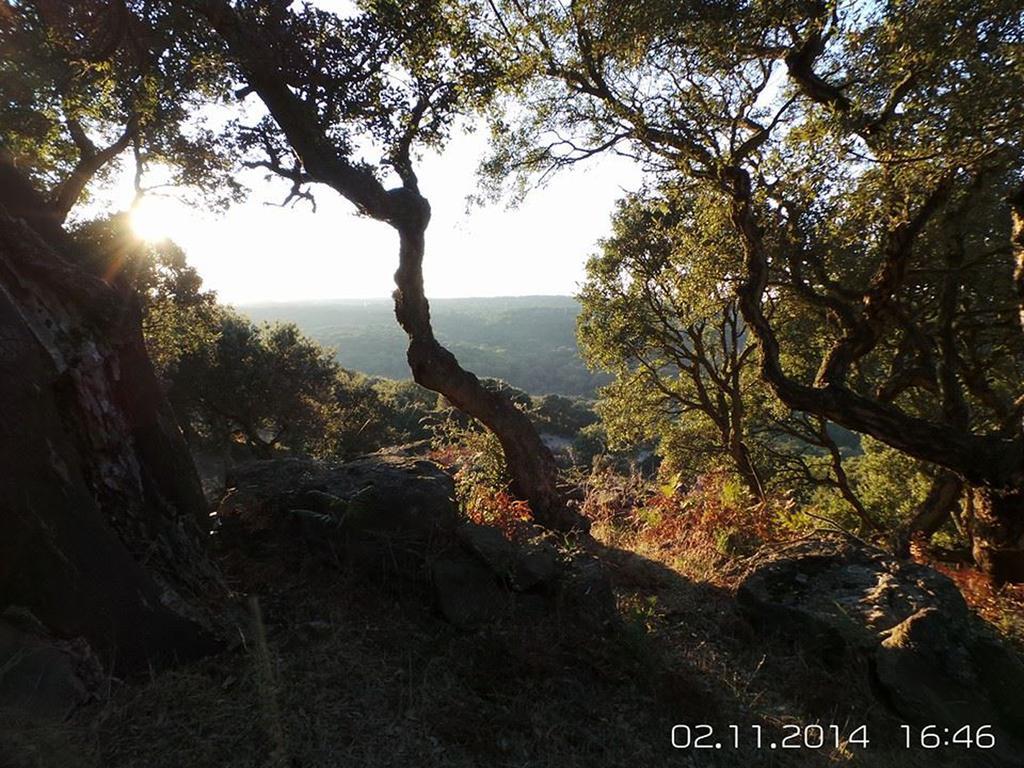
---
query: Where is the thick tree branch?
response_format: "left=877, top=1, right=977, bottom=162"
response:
left=816, top=174, right=953, bottom=387
left=726, top=164, right=1020, bottom=488
left=50, top=115, right=139, bottom=224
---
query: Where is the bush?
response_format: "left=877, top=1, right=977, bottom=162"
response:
left=583, top=467, right=795, bottom=582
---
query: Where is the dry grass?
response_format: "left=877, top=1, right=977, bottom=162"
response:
left=69, top=559, right=681, bottom=768
left=912, top=551, right=1024, bottom=650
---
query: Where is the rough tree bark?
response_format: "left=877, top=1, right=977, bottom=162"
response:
left=972, top=487, right=1024, bottom=584
left=193, top=0, right=587, bottom=533
left=0, top=156, right=227, bottom=673
left=1012, top=183, right=1024, bottom=331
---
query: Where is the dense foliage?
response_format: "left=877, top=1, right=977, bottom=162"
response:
left=458, top=0, right=1024, bottom=573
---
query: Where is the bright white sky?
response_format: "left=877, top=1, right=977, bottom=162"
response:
left=121, top=126, right=644, bottom=304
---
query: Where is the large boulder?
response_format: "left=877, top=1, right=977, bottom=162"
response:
left=737, top=536, right=1024, bottom=763
left=217, top=453, right=461, bottom=573
left=430, top=556, right=511, bottom=630
left=0, top=611, right=104, bottom=721
left=0, top=181, right=226, bottom=691
left=455, top=522, right=560, bottom=592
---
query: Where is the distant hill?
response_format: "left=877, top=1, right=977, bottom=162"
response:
left=238, top=296, right=609, bottom=398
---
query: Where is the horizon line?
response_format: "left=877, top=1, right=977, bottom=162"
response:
left=233, top=293, right=580, bottom=306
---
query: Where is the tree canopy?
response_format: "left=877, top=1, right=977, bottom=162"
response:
left=460, top=0, right=1024, bottom=577
left=4, top=0, right=1024, bottom=571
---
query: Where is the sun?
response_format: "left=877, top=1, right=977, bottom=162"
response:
left=130, top=195, right=188, bottom=242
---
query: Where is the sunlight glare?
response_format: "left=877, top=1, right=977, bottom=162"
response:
left=130, top=195, right=187, bottom=242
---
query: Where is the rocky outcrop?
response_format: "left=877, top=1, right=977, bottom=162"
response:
left=737, top=536, right=1024, bottom=763
left=217, top=453, right=462, bottom=572
left=217, top=454, right=615, bottom=631
left=0, top=182, right=226, bottom=694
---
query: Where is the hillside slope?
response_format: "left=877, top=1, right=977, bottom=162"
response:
left=239, top=296, right=609, bottom=398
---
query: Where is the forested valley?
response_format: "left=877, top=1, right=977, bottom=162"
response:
left=1, top=1, right=1023, bottom=767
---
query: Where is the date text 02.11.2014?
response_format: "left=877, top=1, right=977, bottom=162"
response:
left=671, top=724, right=869, bottom=751
left=670, top=724, right=999, bottom=751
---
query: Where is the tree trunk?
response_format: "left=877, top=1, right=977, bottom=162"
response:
left=894, top=470, right=963, bottom=557
left=816, top=417, right=883, bottom=534
left=0, top=162, right=227, bottom=674
left=190, top=0, right=586, bottom=534
left=971, top=487, right=1024, bottom=584
left=728, top=437, right=763, bottom=501
left=391, top=205, right=587, bottom=533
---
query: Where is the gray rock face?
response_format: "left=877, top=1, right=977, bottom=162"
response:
left=0, top=614, right=103, bottom=720
left=456, top=522, right=561, bottom=592
left=737, top=536, right=1024, bottom=763
left=0, top=199, right=224, bottom=678
left=431, top=557, right=511, bottom=630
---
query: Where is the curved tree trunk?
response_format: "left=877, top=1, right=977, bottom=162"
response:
left=192, top=0, right=587, bottom=533
left=0, top=160, right=227, bottom=674
left=392, top=204, right=586, bottom=532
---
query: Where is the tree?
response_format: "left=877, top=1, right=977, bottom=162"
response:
left=73, top=216, right=416, bottom=463
left=0, top=0, right=239, bottom=225
left=71, top=214, right=223, bottom=376
left=466, top=0, right=1024, bottom=578
left=530, top=393, right=597, bottom=438
left=170, top=311, right=340, bottom=458
left=166, top=0, right=585, bottom=531
left=579, top=189, right=767, bottom=498
left=371, top=377, right=442, bottom=444
left=321, top=371, right=402, bottom=459
left=579, top=187, right=884, bottom=531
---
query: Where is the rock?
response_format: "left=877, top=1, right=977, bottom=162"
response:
left=455, top=523, right=561, bottom=592
left=219, top=456, right=605, bottom=632
left=217, top=453, right=460, bottom=572
left=0, top=614, right=103, bottom=720
left=431, top=557, right=510, bottom=630
left=512, top=540, right=560, bottom=591
left=0, top=195, right=226, bottom=677
left=737, top=538, right=968, bottom=656
left=443, top=522, right=611, bottom=630
left=737, top=535, right=1024, bottom=762
left=555, top=555, right=617, bottom=631
left=874, top=606, right=1024, bottom=754
left=456, top=522, right=517, bottom=577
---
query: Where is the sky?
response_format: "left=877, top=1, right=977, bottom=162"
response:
left=121, top=126, right=644, bottom=305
